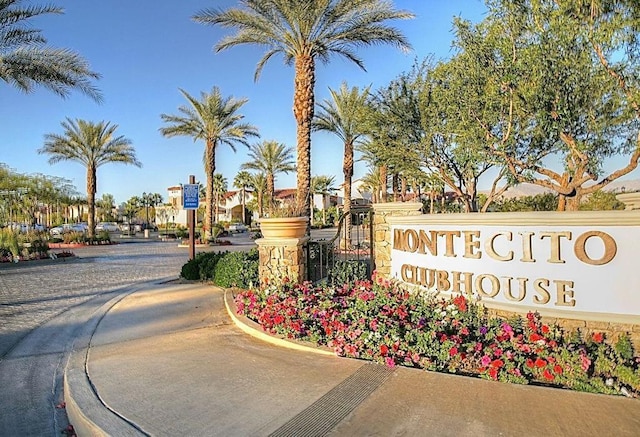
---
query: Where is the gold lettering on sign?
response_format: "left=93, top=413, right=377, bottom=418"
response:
left=519, top=231, right=536, bottom=262
left=554, top=280, right=576, bottom=307
left=439, top=230, right=460, bottom=257
left=485, top=232, right=514, bottom=261
left=452, top=271, right=474, bottom=295
left=476, top=274, right=500, bottom=298
left=463, top=231, right=481, bottom=259
left=574, top=231, right=617, bottom=266
left=539, top=231, right=572, bottom=264
left=533, top=278, right=551, bottom=304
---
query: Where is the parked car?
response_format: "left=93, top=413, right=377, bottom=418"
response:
left=96, top=222, right=119, bottom=232
left=50, top=223, right=86, bottom=235
left=228, top=223, right=248, bottom=233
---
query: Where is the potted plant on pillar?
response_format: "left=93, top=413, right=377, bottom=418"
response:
left=259, top=200, right=308, bottom=239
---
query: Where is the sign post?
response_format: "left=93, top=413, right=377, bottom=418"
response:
left=183, top=176, right=199, bottom=260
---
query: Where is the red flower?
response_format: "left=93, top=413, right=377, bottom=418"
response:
left=543, top=369, right=554, bottom=381
left=380, top=344, right=389, bottom=356
left=553, top=365, right=563, bottom=375
left=449, top=347, right=458, bottom=357
left=592, top=332, right=604, bottom=343
left=453, top=295, right=467, bottom=312
left=535, top=358, right=547, bottom=368
left=529, top=333, right=544, bottom=343
left=541, top=325, right=550, bottom=334
left=491, top=359, right=504, bottom=368
left=525, top=359, right=535, bottom=368
left=488, top=367, right=498, bottom=380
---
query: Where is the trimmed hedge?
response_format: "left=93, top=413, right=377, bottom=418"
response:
left=180, top=249, right=258, bottom=289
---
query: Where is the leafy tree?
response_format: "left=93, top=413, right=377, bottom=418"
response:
left=194, top=0, right=414, bottom=226
left=490, top=193, right=558, bottom=213
left=240, top=140, right=295, bottom=211
left=160, top=87, right=259, bottom=237
left=468, top=0, right=639, bottom=211
left=313, top=82, right=370, bottom=245
left=579, top=190, right=625, bottom=211
left=0, top=0, right=101, bottom=101
left=39, top=118, right=140, bottom=237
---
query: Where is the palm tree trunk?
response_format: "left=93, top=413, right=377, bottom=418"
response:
left=87, top=165, right=97, bottom=238
left=205, top=139, right=216, bottom=239
left=379, top=165, right=388, bottom=202
left=241, top=188, right=246, bottom=224
left=267, top=173, right=275, bottom=210
left=293, top=54, right=315, bottom=226
left=342, top=141, right=354, bottom=248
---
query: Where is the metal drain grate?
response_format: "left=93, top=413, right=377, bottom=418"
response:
left=269, top=363, right=394, bottom=437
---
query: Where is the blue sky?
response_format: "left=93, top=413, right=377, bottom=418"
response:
left=1, top=1, right=491, bottom=205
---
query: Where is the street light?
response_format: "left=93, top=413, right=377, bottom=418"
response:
left=142, top=192, right=150, bottom=228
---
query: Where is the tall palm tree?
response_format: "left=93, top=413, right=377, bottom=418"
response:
left=0, top=0, right=102, bottom=101
left=311, top=174, right=336, bottom=226
left=233, top=170, right=252, bottom=224
left=241, top=140, right=295, bottom=210
left=38, top=118, right=140, bottom=238
left=313, top=82, right=371, bottom=247
left=194, top=0, right=413, bottom=225
left=212, top=173, right=227, bottom=223
left=248, top=172, right=267, bottom=218
left=160, top=87, right=259, bottom=238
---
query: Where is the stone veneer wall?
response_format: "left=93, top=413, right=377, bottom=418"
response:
left=256, top=237, right=308, bottom=285
left=372, top=203, right=640, bottom=350
left=371, top=202, right=423, bottom=277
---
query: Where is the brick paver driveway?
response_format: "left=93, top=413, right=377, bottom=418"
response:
left=0, top=240, right=206, bottom=435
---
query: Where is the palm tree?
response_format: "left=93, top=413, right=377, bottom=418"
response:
left=0, top=0, right=102, bottom=101
left=233, top=170, right=252, bottom=224
left=194, top=0, right=413, bottom=224
left=311, top=174, right=336, bottom=226
left=38, top=118, right=140, bottom=238
left=96, top=193, right=115, bottom=221
left=248, top=172, right=267, bottom=218
left=160, top=87, right=259, bottom=238
left=212, top=173, right=228, bottom=223
left=313, top=83, right=371, bottom=247
left=240, top=140, right=295, bottom=210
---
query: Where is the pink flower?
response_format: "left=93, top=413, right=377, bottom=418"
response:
left=481, top=355, right=492, bottom=367
left=449, top=347, right=458, bottom=357
left=385, top=357, right=396, bottom=368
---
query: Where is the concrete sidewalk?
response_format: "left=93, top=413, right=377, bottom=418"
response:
left=64, top=284, right=640, bottom=436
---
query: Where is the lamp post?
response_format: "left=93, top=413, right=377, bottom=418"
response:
left=142, top=192, right=150, bottom=228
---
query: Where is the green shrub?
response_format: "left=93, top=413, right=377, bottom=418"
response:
left=199, top=251, right=227, bottom=280
left=180, top=256, right=201, bottom=280
left=327, top=260, right=369, bottom=287
left=0, top=228, right=20, bottom=258
left=213, top=249, right=259, bottom=288
left=180, top=251, right=227, bottom=280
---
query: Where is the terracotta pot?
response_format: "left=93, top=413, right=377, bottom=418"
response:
left=259, top=216, right=308, bottom=239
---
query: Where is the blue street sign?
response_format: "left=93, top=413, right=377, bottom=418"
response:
left=183, top=184, right=199, bottom=209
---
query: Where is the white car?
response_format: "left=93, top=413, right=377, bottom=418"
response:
left=228, top=223, right=248, bottom=233
left=50, top=223, right=86, bottom=235
left=96, top=222, right=119, bottom=232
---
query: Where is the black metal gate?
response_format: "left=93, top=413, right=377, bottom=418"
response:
left=306, top=206, right=374, bottom=283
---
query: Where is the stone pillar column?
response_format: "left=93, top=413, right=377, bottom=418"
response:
left=255, top=237, right=309, bottom=286
left=371, top=202, right=423, bottom=278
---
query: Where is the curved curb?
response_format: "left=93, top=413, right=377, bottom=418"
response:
left=63, top=281, right=184, bottom=437
left=223, top=289, right=335, bottom=357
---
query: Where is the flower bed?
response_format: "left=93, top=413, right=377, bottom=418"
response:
left=235, top=272, right=640, bottom=398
